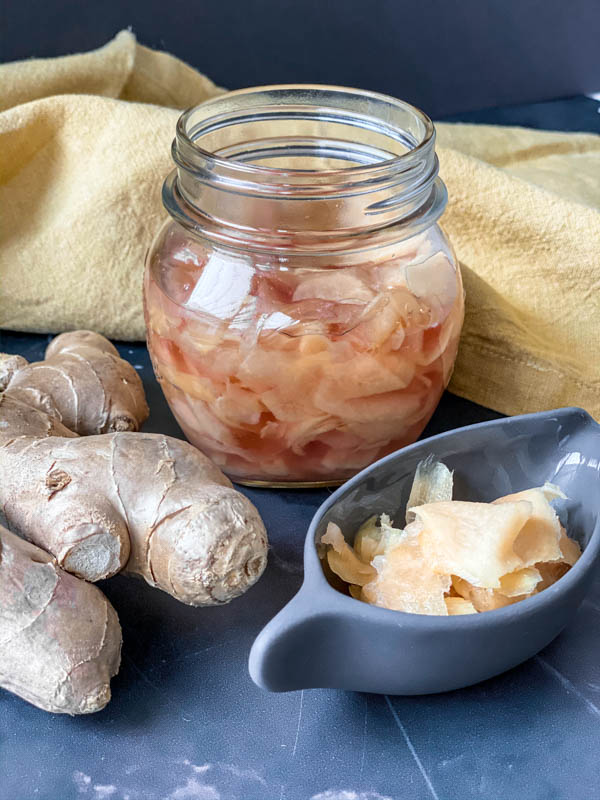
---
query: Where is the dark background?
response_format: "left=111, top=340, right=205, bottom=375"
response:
left=3, top=0, right=600, bottom=118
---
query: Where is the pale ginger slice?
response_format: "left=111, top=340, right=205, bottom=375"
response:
left=414, top=500, right=532, bottom=588
left=353, top=515, right=385, bottom=564
left=540, top=482, right=568, bottom=501
left=558, top=527, right=581, bottom=566
left=292, top=271, right=375, bottom=303
left=322, top=522, right=376, bottom=586
left=493, top=486, right=563, bottom=565
left=325, top=465, right=578, bottom=616
left=1, top=330, right=149, bottom=435
left=0, top=433, right=268, bottom=604
left=498, top=567, right=542, bottom=597
left=451, top=575, right=520, bottom=612
left=533, top=526, right=580, bottom=591
left=445, top=596, right=477, bottom=615
left=0, top=526, right=121, bottom=714
left=535, top=561, right=571, bottom=591
left=495, top=482, right=581, bottom=588
left=405, top=455, right=453, bottom=524
left=362, top=528, right=450, bottom=615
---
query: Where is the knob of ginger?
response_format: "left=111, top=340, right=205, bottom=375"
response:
left=0, top=331, right=268, bottom=602
left=0, top=330, right=149, bottom=435
left=0, top=526, right=121, bottom=714
left=0, top=431, right=268, bottom=602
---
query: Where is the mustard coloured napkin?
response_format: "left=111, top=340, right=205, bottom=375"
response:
left=1, top=32, right=599, bottom=419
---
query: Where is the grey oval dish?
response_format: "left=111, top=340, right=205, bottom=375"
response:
left=249, top=407, right=600, bottom=695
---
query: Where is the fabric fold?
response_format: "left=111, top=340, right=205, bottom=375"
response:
left=0, top=32, right=598, bottom=419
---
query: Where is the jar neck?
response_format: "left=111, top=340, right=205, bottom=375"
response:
left=164, top=85, right=447, bottom=252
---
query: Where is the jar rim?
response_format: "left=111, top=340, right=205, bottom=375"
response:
left=168, top=84, right=446, bottom=242
left=176, top=84, right=435, bottom=179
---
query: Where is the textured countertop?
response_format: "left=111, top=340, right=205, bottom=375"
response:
left=1, top=97, right=599, bottom=800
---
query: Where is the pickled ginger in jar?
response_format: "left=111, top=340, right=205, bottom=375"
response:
left=144, top=85, right=464, bottom=486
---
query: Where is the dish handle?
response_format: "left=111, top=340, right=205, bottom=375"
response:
left=249, top=585, right=348, bottom=693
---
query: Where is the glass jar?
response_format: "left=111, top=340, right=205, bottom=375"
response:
left=144, top=85, right=464, bottom=487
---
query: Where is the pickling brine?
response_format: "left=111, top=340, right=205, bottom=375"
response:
left=144, top=85, right=464, bottom=485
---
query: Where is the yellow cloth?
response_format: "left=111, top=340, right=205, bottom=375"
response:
left=1, top=32, right=599, bottom=419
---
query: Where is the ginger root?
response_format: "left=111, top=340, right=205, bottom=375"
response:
left=0, top=526, right=121, bottom=714
left=0, top=432, right=268, bottom=603
left=0, top=393, right=78, bottom=439
left=1, top=330, right=149, bottom=435
left=0, top=354, right=27, bottom=391
left=0, top=331, right=268, bottom=603
left=0, top=330, right=268, bottom=714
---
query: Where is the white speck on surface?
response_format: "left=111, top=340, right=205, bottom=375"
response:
left=179, top=761, right=266, bottom=786
left=292, top=690, right=304, bottom=758
left=73, top=773, right=92, bottom=793
left=310, top=792, right=395, bottom=800
left=269, top=550, right=303, bottom=575
left=359, top=696, right=368, bottom=778
left=134, top=364, right=144, bottom=370
left=181, top=761, right=211, bottom=774
left=167, top=778, right=220, bottom=800
left=583, top=598, right=600, bottom=615
left=439, top=754, right=465, bottom=769
left=93, top=787, right=117, bottom=799
left=536, top=656, right=600, bottom=718
left=217, top=764, right=267, bottom=786
left=191, top=764, right=211, bottom=775
left=385, top=696, right=440, bottom=800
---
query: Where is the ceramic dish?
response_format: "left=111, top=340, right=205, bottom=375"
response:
left=249, top=407, right=600, bottom=695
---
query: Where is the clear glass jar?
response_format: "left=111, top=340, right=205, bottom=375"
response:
left=144, top=85, right=464, bottom=487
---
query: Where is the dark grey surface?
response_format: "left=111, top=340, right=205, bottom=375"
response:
left=1, top=332, right=599, bottom=800
left=251, top=408, right=600, bottom=695
left=3, top=0, right=600, bottom=117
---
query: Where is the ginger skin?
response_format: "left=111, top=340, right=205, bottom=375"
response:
left=0, top=331, right=268, bottom=601
left=0, top=330, right=149, bottom=435
left=0, top=393, right=77, bottom=439
left=0, top=432, right=268, bottom=602
left=0, top=526, right=121, bottom=714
